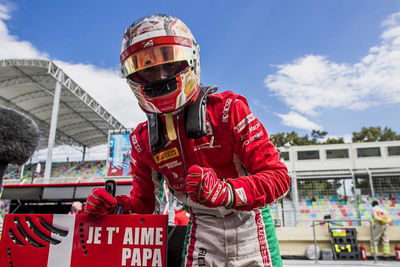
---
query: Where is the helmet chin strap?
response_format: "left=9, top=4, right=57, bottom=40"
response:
left=185, top=85, right=217, bottom=138
left=146, top=113, right=167, bottom=153
left=146, top=85, right=218, bottom=153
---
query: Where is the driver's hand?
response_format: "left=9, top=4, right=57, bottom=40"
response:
left=83, top=188, right=117, bottom=216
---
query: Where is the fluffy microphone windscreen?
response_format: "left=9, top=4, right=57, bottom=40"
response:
left=0, top=105, right=40, bottom=165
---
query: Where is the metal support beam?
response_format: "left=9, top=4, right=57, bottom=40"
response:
left=44, top=77, right=63, bottom=181
left=82, top=146, right=86, bottom=162
left=350, top=169, right=361, bottom=220
left=291, top=172, right=299, bottom=226
left=47, top=62, right=124, bottom=130
left=367, top=168, right=375, bottom=198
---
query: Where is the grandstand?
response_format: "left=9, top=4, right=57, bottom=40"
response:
left=273, top=141, right=400, bottom=225
left=0, top=59, right=125, bottom=180
left=3, top=160, right=106, bottom=182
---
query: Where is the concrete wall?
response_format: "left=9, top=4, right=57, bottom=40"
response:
left=278, top=140, right=400, bottom=172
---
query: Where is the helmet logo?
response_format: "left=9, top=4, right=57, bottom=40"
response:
left=143, top=39, right=154, bottom=48
left=180, top=39, right=189, bottom=46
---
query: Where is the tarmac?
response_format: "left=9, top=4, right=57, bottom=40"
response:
left=283, top=260, right=400, bottom=266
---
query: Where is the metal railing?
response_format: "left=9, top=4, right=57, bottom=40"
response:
left=311, top=219, right=377, bottom=264
left=2, top=176, right=132, bottom=185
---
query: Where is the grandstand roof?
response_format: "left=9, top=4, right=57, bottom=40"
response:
left=0, top=59, right=126, bottom=149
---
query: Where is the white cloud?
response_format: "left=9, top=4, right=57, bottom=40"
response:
left=0, top=4, right=48, bottom=59
left=276, top=111, right=322, bottom=131
left=54, top=61, right=145, bottom=127
left=265, top=12, right=400, bottom=125
left=0, top=3, right=145, bottom=128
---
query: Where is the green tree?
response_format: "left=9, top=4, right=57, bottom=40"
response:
left=352, top=126, right=400, bottom=142
left=381, top=127, right=400, bottom=141
left=323, top=137, right=345, bottom=144
left=269, top=132, right=287, bottom=147
left=311, top=130, right=327, bottom=141
left=270, top=131, right=312, bottom=146
left=352, top=127, right=382, bottom=142
left=271, top=130, right=344, bottom=146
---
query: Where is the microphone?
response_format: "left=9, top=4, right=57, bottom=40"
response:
left=0, top=105, right=40, bottom=194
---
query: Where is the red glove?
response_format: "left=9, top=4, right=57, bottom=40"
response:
left=185, top=165, right=234, bottom=208
left=83, top=188, right=117, bottom=216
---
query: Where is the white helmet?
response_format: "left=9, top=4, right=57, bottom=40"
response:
left=120, top=14, right=201, bottom=114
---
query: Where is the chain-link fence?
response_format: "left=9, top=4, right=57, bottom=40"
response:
left=370, top=168, right=400, bottom=197
left=269, top=168, right=400, bottom=227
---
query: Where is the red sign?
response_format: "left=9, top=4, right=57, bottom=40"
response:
left=0, top=214, right=168, bottom=267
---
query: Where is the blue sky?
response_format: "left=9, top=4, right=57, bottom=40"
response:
left=1, top=0, right=400, bottom=142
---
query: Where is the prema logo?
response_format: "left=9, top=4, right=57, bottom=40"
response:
left=8, top=216, right=68, bottom=248
left=193, top=136, right=221, bottom=151
left=143, top=39, right=154, bottom=48
left=201, top=171, right=215, bottom=194
left=180, top=39, right=189, bottom=46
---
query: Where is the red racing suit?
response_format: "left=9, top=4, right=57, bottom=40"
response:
left=116, top=90, right=290, bottom=266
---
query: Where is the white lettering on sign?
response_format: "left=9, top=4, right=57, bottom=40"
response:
left=86, top=226, right=165, bottom=266
left=122, top=248, right=131, bottom=266
left=135, top=227, right=140, bottom=245
left=87, top=226, right=102, bottom=244
left=123, top=228, right=133, bottom=245
left=87, top=226, right=93, bottom=244
left=106, top=227, right=119, bottom=244
left=141, top=228, right=153, bottom=245
left=143, top=248, right=152, bottom=265
left=94, top=227, right=101, bottom=244
left=122, top=227, right=164, bottom=245
left=121, top=248, right=162, bottom=266
left=132, top=248, right=141, bottom=266
left=155, top=227, right=163, bottom=245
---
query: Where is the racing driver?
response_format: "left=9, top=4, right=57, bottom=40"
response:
left=83, top=14, right=290, bottom=267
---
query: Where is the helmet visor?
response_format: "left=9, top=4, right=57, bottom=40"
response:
left=128, top=61, right=188, bottom=84
left=121, top=45, right=194, bottom=78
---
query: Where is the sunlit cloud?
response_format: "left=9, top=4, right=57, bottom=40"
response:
left=265, top=12, right=400, bottom=129
left=0, top=3, right=145, bottom=128
left=276, top=111, right=322, bottom=131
